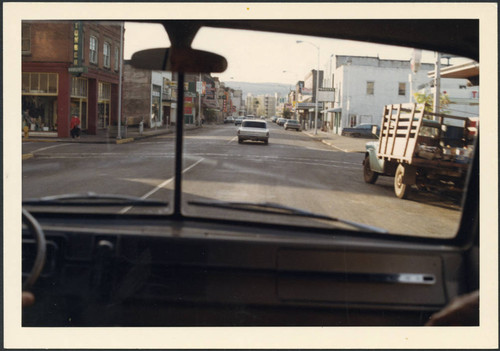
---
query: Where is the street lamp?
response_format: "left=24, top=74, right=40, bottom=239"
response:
left=296, top=40, right=320, bottom=135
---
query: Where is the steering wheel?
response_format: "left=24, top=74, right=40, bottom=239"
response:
left=22, top=208, right=46, bottom=290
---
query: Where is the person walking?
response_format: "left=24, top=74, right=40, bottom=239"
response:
left=70, top=115, right=81, bottom=139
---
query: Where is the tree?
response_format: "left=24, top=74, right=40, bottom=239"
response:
left=282, top=108, right=292, bottom=119
left=413, top=92, right=451, bottom=114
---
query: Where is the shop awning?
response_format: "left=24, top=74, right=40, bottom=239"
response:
left=320, top=107, right=342, bottom=114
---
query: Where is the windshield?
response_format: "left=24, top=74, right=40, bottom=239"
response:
left=19, top=20, right=480, bottom=239
left=242, top=121, right=266, bottom=128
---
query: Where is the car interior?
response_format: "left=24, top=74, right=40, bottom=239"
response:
left=11, top=5, right=495, bottom=348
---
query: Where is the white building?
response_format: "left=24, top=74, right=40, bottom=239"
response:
left=326, top=56, right=434, bottom=134
left=245, top=94, right=276, bottom=117
left=426, top=61, right=479, bottom=121
left=231, top=89, right=243, bottom=116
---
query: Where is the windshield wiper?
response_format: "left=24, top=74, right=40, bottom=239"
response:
left=23, top=192, right=169, bottom=207
left=188, top=200, right=388, bottom=233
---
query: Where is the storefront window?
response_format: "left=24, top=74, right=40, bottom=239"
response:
left=22, top=96, right=58, bottom=132
left=22, top=72, right=59, bottom=94
left=22, top=72, right=59, bottom=132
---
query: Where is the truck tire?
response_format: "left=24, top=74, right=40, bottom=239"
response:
left=238, top=138, right=243, bottom=144
left=363, top=155, right=378, bottom=184
left=394, top=164, right=411, bottom=199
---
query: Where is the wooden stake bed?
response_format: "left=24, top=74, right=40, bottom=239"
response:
left=376, top=103, right=469, bottom=169
left=377, top=103, right=425, bottom=163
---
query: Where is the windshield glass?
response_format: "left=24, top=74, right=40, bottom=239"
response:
left=242, top=121, right=266, bottom=128
left=19, top=21, right=479, bottom=238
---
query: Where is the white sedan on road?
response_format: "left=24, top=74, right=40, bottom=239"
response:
left=237, top=119, right=269, bottom=144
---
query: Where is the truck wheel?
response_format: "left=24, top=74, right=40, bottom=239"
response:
left=394, top=164, right=411, bottom=199
left=363, top=155, right=378, bottom=184
left=238, top=138, right=243, bottom=144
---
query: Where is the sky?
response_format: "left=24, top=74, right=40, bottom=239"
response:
left=123, top=22, right=469, bottom=86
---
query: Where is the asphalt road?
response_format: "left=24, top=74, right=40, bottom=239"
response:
left=22, top=123, right=463, bottom=238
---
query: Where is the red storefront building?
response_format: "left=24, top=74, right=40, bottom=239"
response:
left=22, top=21, right=123, bottom=137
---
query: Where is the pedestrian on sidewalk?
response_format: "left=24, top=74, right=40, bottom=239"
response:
left=70, top=115, right=81, bottom=139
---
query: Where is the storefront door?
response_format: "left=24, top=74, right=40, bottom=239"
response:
left=98, top=101, right=110, bottom=129
left=70, top=98, right=88, bottom=130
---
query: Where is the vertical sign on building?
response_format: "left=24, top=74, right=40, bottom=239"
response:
left=73, top=21, right=83, bottom=66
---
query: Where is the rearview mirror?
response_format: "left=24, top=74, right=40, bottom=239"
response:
left=130, top=47, right=228, bottom=73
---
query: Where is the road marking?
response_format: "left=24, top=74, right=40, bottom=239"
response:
left=31, top=143, right=71, bottom=153
left=227, top=136, right=237, bottom=144
left=119, top=157, right=204, bottom=214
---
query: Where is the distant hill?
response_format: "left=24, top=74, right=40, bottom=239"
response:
left=223, top=81, right=292, bottom=97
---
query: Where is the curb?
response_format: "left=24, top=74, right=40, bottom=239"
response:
left=22, top=138, right=59, bottom=143
left=22, top=125, right=203, bottom=144
left=116, top=138, right=134, bottom=144
left=302, top=130, right=365, bottom=153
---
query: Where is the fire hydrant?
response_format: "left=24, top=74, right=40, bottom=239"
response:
left=23, top=126, right=29, bottom=138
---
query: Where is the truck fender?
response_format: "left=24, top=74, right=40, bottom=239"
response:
left=401, top=164, right=417, bottom=185
left=364, top=150, right=384, bottom=173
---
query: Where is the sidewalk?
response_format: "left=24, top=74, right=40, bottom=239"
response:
left=301, top=129, right=372, bottom=153
left=22, top=124, right=201, bottom=144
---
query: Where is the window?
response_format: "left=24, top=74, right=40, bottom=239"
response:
left=399, top=82, right=406, bottom=96
left=103, top=41, right=111, bottom=68
left=349, top=114, right=357, bottom=127
left=22, top=23, right=30, bottom=54
left=19, top=21, right=479, bottom=240
left=366, top=81, right=374, bottom=95
left=89, top=35, right=98, bottom=64
left=98, top=82, right=111, bottom=100
left=71, top=77, right=88, bottom=98
left=22, top=72, right=58, bottom=95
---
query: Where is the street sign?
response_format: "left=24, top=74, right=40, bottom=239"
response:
left=317, top=90, right=335, bottom=102
left=297, top=102, right=320, bottom=108
left=68, top=66, right=88, bottom=75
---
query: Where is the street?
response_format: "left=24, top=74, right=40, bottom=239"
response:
left=22, top=123, right=463, bottom=238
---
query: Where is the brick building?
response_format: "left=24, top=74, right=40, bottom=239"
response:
left=22, top=21, right=123, bottom=137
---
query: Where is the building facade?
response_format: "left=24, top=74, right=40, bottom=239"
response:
left=327, top=55, right=434, bottom=134
left=122, top=63, right=176, bottom=129
left=22, top=21, right=123, bottom=137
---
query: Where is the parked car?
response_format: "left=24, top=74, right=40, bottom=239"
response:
left=284, top=119, right=301, bottom=131
left=237, top=119, right=269, bottom=144
left=234, top=117, right=243, bottom=125
left=277, top=118, right=287, bottom=126
left=224, top=116, right=235, bottom=124
left=341, top=123, right=380, bottom=138
left=271, top=116, right=278, bottom=123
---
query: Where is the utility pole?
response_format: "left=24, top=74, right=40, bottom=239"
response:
left=117, top=22, right=124, bottom=139
left=198, top=73, right=202, bottom=126
left=296, top=40, right=320, bottom=135
left=433, top=52, right=441, bottom=117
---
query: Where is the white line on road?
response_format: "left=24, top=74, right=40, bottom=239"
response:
left=227, top=136, right=237, bottom=144
left=30, top=143, right=71, bottom=153
left=119, top=157, right=204, bottom=214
